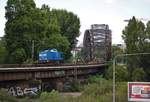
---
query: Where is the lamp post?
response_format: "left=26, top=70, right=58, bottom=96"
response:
left=113, top=53, right=150, bottom=102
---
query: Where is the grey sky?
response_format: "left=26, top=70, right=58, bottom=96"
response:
left=0, top=0, right=150, bottom=44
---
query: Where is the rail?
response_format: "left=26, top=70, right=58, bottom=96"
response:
left=0, top=63, right=107, bottom=72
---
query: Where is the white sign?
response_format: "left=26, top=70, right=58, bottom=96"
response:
left=128, top=82, right=150, bottom=102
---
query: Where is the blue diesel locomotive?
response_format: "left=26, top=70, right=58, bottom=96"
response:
left=39, top=49, right=64, bottom=63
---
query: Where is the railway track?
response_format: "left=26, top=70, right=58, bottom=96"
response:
left=0, top=62, right=105, bottom=68
left=0, top=63, right=107, bottom=73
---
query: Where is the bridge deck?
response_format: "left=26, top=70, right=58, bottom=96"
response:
left=0, top=63, right=107, bottom=72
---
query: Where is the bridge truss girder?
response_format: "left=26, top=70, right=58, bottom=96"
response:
left=83, top=24, right=112, bottom=62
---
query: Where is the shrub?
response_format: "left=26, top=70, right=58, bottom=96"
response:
left=39, top=90, right=60, bottom=102
left=131, top=68, right=146, bottom=81
left=105, top=65, right=128, bottom=81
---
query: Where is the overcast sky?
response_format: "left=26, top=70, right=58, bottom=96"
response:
left=0, top=0, right=150, bottom=44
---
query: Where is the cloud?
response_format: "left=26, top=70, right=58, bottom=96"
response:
left=144, top=0, right=150, bottom=3
left=105, top=0, right=116, bottom=4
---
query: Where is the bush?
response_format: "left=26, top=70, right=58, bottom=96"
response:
left=84, top=77, right=112, bottom=96
left=105, top=65, right=128, bottom=81
left=131, top=68, right=146, bottom=81
left=87, top=75, right=104, bottom=84
left=10, top=48, right=27, bottom=64
left=70, top=81, right=81, bottom=92
left=39, top=90, right=60, bottom=102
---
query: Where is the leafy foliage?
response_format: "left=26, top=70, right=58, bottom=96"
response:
left=50, top=9, right=80, bottom=59
left=10, top=48, right=27, bottom=64
left=112, top=45, right=123, bottom=57
left=4, top=1, right=80, bottom=64
left=0, top=75, right=129, bottom=102
left=88, top=75, right=104, bottom=84
left=122, top=16, right=150, bottom=80
left=83, top=80, right=112, bottom=97
left=38, top=76, right=128, bottom=102
left=0, top=39, right=7, bottom=64
left=40, top=90, right=60, bottom=102
left=131, top=68, right=146, bottom=81
left=105, top=65, right=128, bottom=82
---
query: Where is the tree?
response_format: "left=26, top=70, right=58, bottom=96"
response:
left=122, top=16, right=143, bottom=77
left=0, top=39, right=7, bottom=64
left=141, top=21, right=150, bottom=79
left=122, top=16, right=145, bottom=54
left=122, top=16, right=150, bottom=80
left=51, top=9, right=80, bottom=59
left=5, top=1, right=50, bottom=63
left=105, top=65, right=128, bottom=82
left=131, top=68, right=146, bottom=81
left=112, top=45, right=124, bottom=58
left=39, top=34, right=70, bottom=54
left=10, top=48, right=27, bottom=64
left=31, top=8, right=80, bottom=61
left=111, top=45, right=124, bottom=63
left=4, top=1, right=80, bottom=63
left=5, top=0, right=37, bottom=63
left=5, top=0, right=36, bottom=22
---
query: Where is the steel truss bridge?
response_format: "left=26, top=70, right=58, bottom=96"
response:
left=83, top=24, right=112, bottom=62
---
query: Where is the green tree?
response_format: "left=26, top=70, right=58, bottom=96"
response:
left=40, top=34, right=70, bottom=53
left=51, top=9, right=80, bottom=59
left=5, top=0, right=36, bottom=22
left=141, top=21, right=150, bottom=79
left=131, top=68, right=146, bottom=81
left=10, top=48, right=27, bottom=64
left=122, top=16, right=150, bottom=80
left=112, top=45, right=124, bottom=58
left=112, top=45, right=124, bottom=63
left=105, top=65, right=128, bottom=82
left=5, top=0, right=37, bottom=63
left=37, top=5, right=70, bottom=59
left=0, top=39, right=7, bottom=64
left=4, top=1, right=80, bottom=63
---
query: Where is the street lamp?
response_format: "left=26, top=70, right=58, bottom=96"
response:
left=113, top=53, right=150, bottom=102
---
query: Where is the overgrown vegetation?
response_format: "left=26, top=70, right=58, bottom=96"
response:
left=105, top=65, right=128, bottom=81
left=0, top=75, right=128, bottom=102
left=38, top=76, right=128, bottom=102
left=122, top=16, right=150, bottom=80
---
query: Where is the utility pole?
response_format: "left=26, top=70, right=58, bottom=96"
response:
left=73, top=47, right=78, bottom=82
left=31, top=40, right=34, bottom=64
